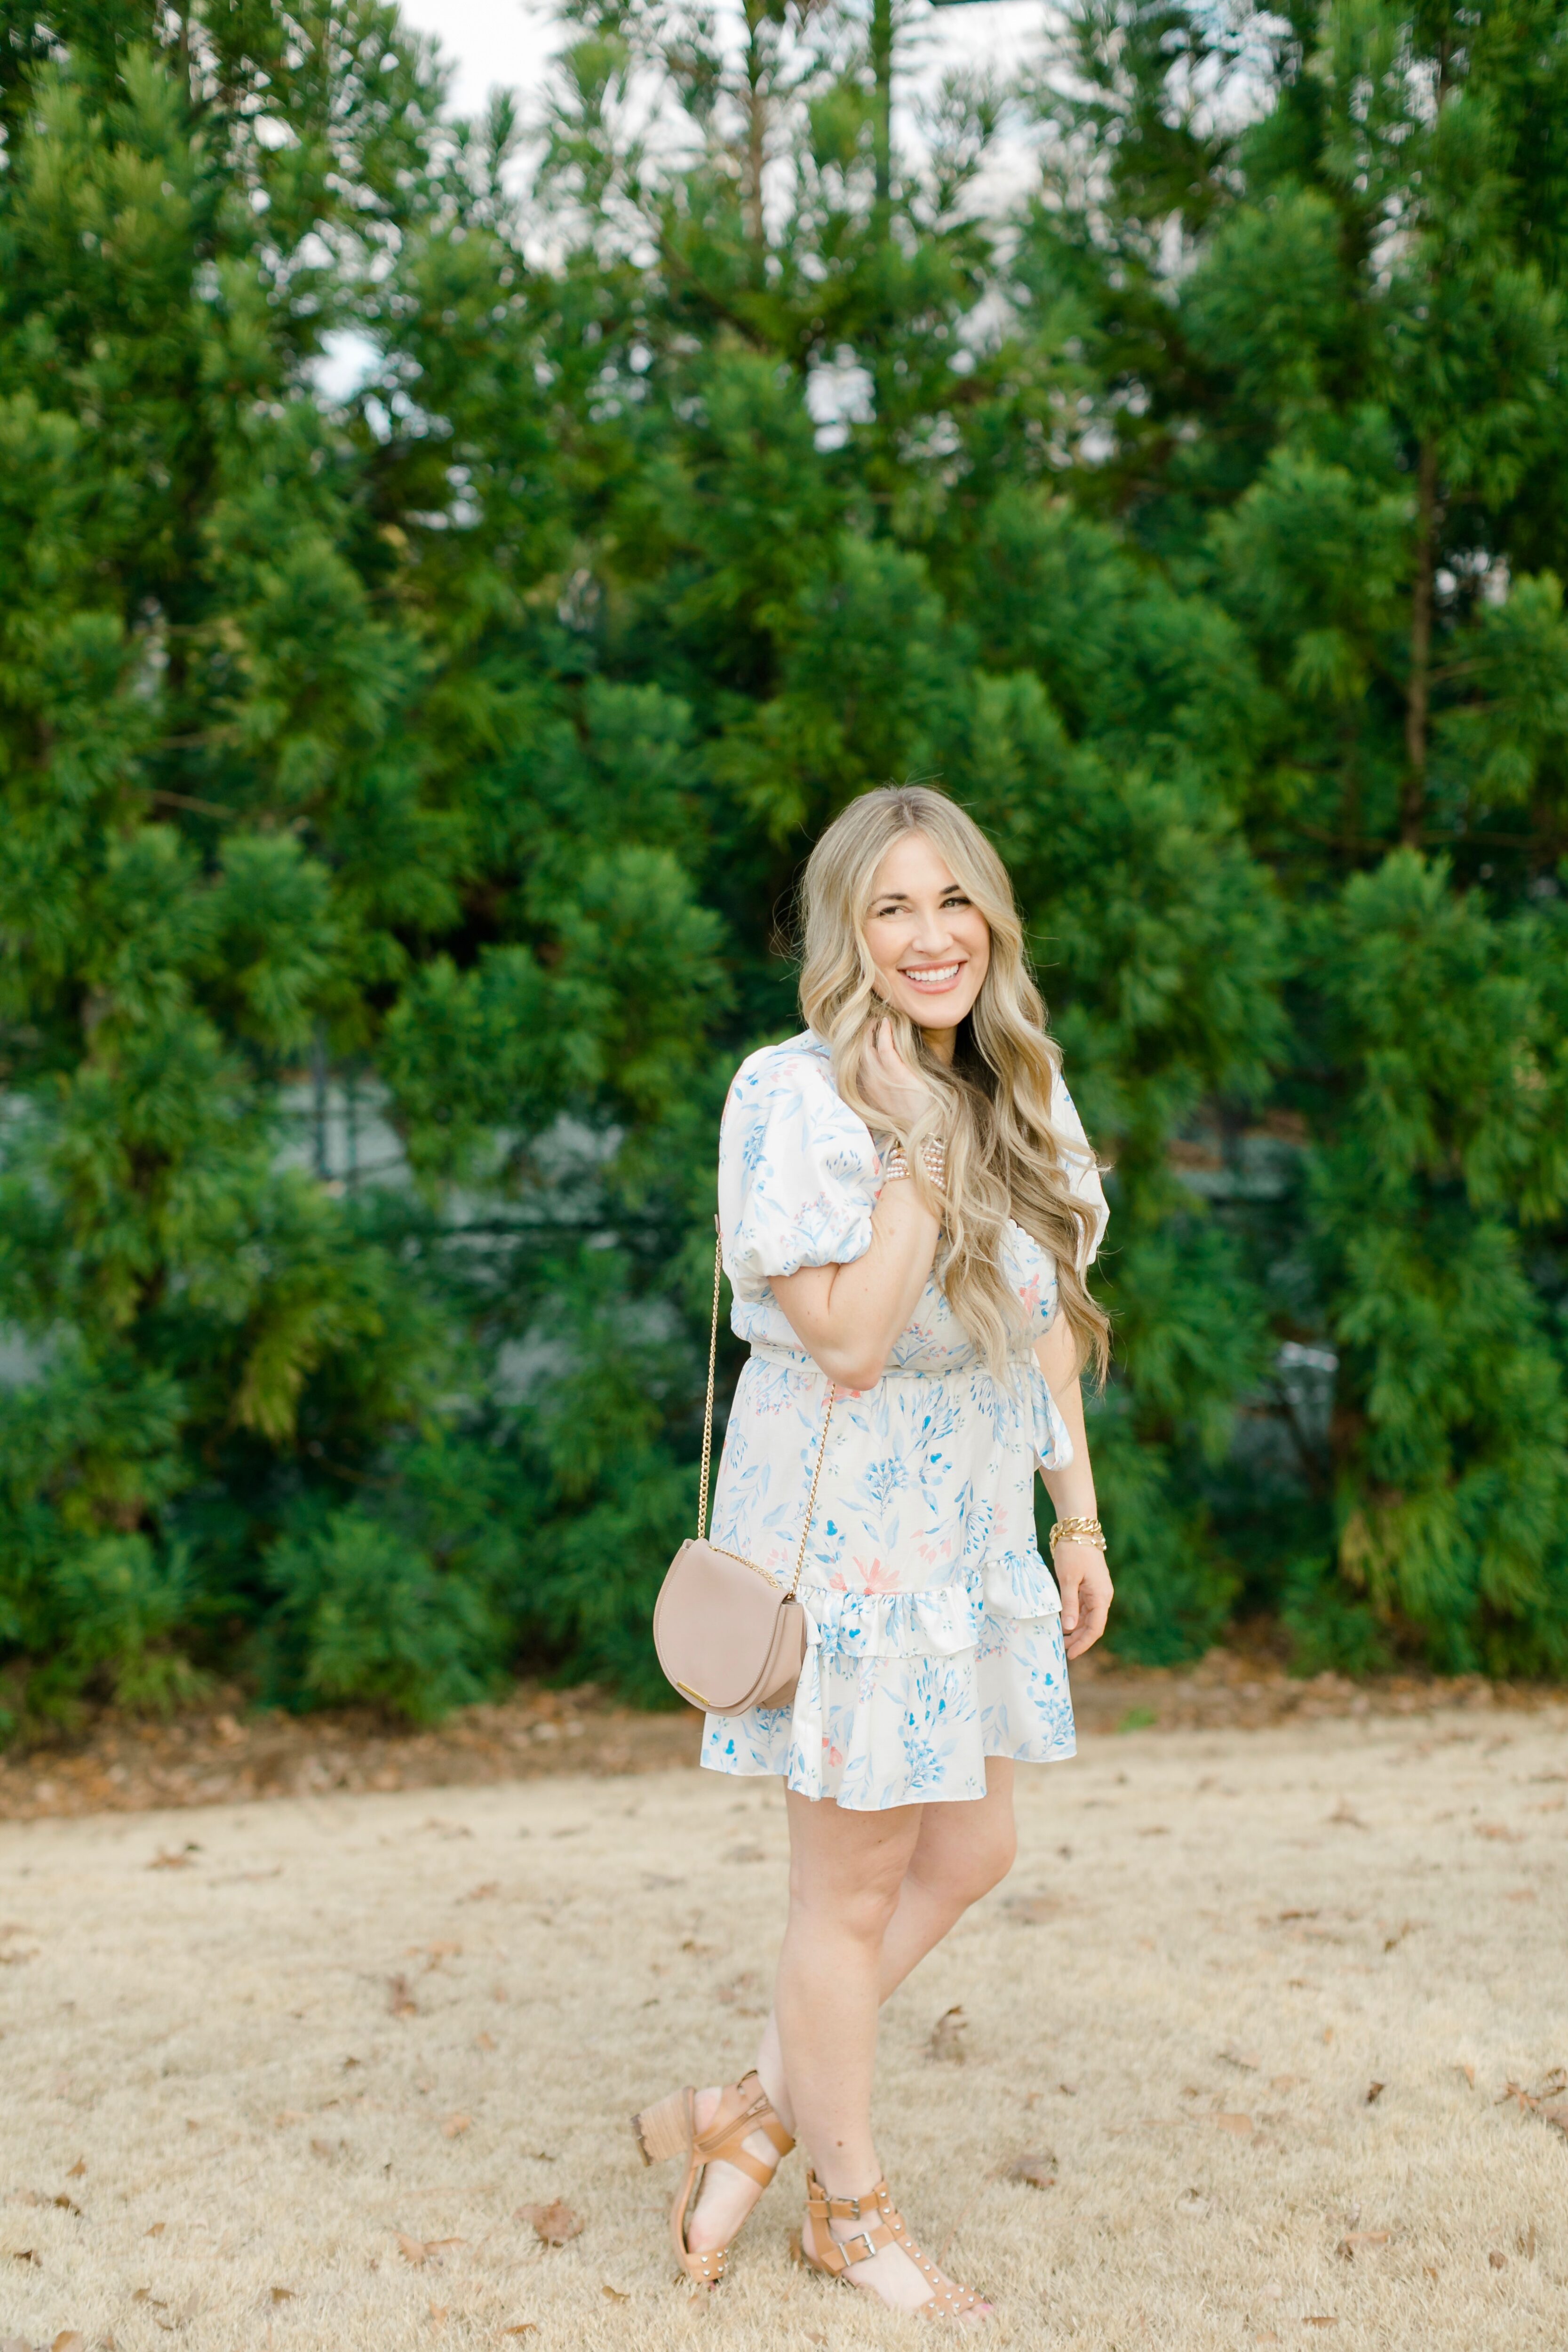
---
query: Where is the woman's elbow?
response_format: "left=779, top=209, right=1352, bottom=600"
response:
left=812, top=1343, right=884, bottom=1391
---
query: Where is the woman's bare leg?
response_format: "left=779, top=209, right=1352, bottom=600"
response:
left=686, top=1763, right=1017, bottom=2298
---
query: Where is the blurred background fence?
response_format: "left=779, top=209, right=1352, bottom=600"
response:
left=2, top=0, right=1568, bottom=1739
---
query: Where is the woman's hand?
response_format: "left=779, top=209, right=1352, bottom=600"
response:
left=859, top=1017, right=938, bottom=1130
left=1054, top=1539, right=1112, bottom=1660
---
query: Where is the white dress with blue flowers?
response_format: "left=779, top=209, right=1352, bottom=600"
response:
left=699, top=1030, right=1108, bottom=1812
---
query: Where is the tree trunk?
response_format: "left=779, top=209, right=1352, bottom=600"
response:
left=1400, top=440, right=1438, bottom=847
left=871, top=0, right=893, bottom=211
left=742, top=4, right=767, bottom=252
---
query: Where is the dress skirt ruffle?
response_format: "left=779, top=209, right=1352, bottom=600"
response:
left=700, top=1593, right=1075, bottom=1810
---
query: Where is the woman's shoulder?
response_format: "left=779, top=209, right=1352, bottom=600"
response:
left=722, top=1031, right=875, bottom=1183
left=728, top=1029, right=836, bottom=1103
left=725, top=1031, right=867, bottom=1135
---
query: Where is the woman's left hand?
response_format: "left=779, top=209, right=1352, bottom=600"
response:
left=1055, top=1540, right=1112, bottom=1659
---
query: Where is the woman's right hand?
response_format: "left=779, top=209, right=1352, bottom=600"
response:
left=859, top=1017, right=939, bottom=1130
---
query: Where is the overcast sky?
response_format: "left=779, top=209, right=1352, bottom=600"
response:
left=394, top=0, right=1054, bottom=175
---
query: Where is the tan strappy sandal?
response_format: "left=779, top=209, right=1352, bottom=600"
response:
left=631, top=2070, right=795, bottom=2285
left=801, top=2167, right=992, bottom=2322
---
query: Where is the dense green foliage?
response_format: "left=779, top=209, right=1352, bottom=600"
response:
left=2, top=0, right=1566, bottom=1735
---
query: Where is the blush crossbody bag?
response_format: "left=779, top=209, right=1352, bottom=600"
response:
left=652, top=1221, right=836, bottom=1714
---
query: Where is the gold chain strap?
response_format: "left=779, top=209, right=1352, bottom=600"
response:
left=697, top=1218, right=836, bottom=1600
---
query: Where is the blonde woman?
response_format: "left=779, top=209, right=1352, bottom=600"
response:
left=633, top=786, right=1112, bottom=2322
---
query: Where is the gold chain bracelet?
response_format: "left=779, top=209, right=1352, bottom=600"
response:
left=1049, top=1515, right=1106, bottom=1557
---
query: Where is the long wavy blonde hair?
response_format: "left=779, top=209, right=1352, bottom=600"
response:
left=798, top=786, right=1110, bottom=1383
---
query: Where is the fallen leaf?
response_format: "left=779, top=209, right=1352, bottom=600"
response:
left=1365, top=2082, right=1386, bottom=2104
left=928, top=2004, right=967, bottom=2062
left=787, top=2227, right=804, bottom=2266
left=8, top=2247, right=40, bottom=2264
left=53, top=2333, right=85, bottom=2352
left=602, top=2284, right=629, bottom=2300
left=1213, top=2113, right=1254, bottom=2135
left=441, top=2114, right=472, bottom=2139
left=1220, top=2048, right=1261, bottom=2072
left=389, top=1974, right=418, bottom=2018
left=1338, top=2232, right=1390, bottom=2257
left=1174, top=2190, right=1210, bottom=2217
left=1518, top=2224, right=1538, bottom=2257
left=396, top=2233, right=464, bottom=2267
left=1006, top=2153, right=1056, bottom=2189
left=270, top=2288, right=295, bottom=2303
left=429, top=2302, right=448, bottom=2324
left=475, top=2031, right=497, bottom=2053
left=310, top=2138, right=337, bottom=2158
left=148, top=1843, right=201, bottom=1868
left=1474, top=1822, right=1520, bottom=1843
left=518, top=2201, right=583, bottom=2246
left=502, top=2328, right=538, bottom=2338
left=146, top=2222, right=166, bottom=2237
left=1540, top=2103, right=1568, bottom=2137
left=1301, top=2321, right=1337, bottom=2329
left=1457, top=2064, right=1477, bottom=2088
left=1488, top=2250, right=1507, bottom=2270
left=65, top=2159, right=86, bottom=2179
left=1329, top=1804, right=1366, bottom=1829
left=466, top=1883, right=500, bottom=1902
left=53, top=2194, right=81, bottom=2215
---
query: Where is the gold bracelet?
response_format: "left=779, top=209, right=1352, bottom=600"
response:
left=1049, top=1516, right=1106, bottom=1556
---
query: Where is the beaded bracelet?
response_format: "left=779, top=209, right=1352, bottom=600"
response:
left=882, top=1136, right=946, bottom=1192
left=1049, top=1515, right=1106, bottom=1557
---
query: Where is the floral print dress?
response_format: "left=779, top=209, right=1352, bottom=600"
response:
left=699, top=1030, right=1108, bottom=1812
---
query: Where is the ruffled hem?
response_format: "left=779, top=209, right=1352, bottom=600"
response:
left=802, top=1549, right=1060, bottom=1661
left=700, top=1608, right=1076, bottom=1811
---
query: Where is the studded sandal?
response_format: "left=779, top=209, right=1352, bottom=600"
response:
left=631, top=2070, right=795, bottom=2285
left=801, top=2167, right=992, bottom=2322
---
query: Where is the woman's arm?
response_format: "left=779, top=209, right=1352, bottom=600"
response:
left=769, top=1179, right=940, bottom=1390
left=764, top=1019, right=940, bottom=1391
left=1035, top=1307, right=1113, bottom=1660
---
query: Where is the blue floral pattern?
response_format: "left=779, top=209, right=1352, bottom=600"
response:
left=700, top=1031, right=1107, bottom=1810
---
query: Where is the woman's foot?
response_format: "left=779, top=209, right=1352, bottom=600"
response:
left=683, top=2083, right=790, bottom=2255
left=632, top=2070, right=794, bottom=2284
left=803, top=2173, right=993, bottom=2325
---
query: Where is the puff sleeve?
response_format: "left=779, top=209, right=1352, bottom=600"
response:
left=1051, top=1069, right=1109, bottom=1267
left=720, top=1043, right=878, bottom=1287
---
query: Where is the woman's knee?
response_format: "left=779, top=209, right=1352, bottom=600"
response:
left=788, top=1834, right=912, bottom=1945
left=912, top=1813, right=1017, bottom=1910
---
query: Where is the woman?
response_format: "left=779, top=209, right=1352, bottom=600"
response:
left=634, top=786, right=1113, bottom=2322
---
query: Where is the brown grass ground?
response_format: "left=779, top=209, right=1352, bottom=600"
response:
left=2, top=1700, right=1567, bottom=2352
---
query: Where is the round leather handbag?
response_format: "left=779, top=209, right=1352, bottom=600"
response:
left=653, top=1221, right=835, bottom=1715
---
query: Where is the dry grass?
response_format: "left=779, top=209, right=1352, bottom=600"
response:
left=2, top=1705, right=1566, bottom=2351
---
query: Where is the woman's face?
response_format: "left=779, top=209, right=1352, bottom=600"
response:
left=862, top=830, right=991, bottom=1036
